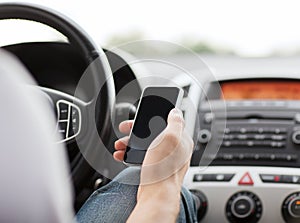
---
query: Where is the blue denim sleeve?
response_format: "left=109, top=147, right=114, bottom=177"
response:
left=76, top=167, right=197, bottom=223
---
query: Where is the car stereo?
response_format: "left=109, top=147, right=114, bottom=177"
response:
left=191, top=79, right=300, bottom=168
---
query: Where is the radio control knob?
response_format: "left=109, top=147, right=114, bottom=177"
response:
left=282, top=192, right=300, bottom=223
left=198, top=129, right=212, bottom=144
left=292, top=131, right=300, bottom=144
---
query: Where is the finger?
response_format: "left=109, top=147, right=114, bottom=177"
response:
left=114, top=136, right=130, bottom=150
left=113, top=150, right=125, bottom=162
left=165, top=108, right=184, bottom=135
left=147, top=108, right=184, bottom=152
left=119, top=120, right=134, bottom=134
left=167, top=108, right=184, bottom=128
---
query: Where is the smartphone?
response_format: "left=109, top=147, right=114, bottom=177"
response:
left=124, top=86, right=184, bottom=165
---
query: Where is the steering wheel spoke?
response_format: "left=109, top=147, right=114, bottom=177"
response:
left=40, top=87, right=87, bottom=144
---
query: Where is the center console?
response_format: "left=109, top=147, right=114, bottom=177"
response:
left=182, top=78, right=300, bottom=223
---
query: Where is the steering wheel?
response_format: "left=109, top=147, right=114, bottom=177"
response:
left=0, top=3, right=116, bottom=192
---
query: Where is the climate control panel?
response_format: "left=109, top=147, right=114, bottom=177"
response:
left=184, top=166, right=300, bottom=223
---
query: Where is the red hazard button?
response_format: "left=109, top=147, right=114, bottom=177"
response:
left=238, top=172, right=254, bottom=185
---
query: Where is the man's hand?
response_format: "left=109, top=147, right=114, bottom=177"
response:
left=114, top=109, right=194, bottom=222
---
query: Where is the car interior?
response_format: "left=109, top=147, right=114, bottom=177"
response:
left=1, top=2, right=300, bottom=223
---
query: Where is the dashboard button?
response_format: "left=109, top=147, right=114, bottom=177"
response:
left=257, top=128, right=264, bottom=133
left=193, top=174, right=235, bottom=182
left=271, top=141, right=285, bottom=148
left=223, top=153, right=234, bottom=160
left=222, top=141, right=231, bottom=147
left=224, top=128, right=231, bottom=134
left=193, top=174, right=204, bottom=182
left=292, top=131, right=300, bottom=144
left=237, top=134, right=247, bottom=140
left=247, top=141, right=254, bottom=147
left=240, top=128, right=247, bottom=133
left=260, top=174, right=280, bottom=183
left=223, top=134, right=234, bottom=140
left=289, top=176, right=300, bottom=184
left=254, top=134, right=266, bottom=140
left=286, top=154, right=298, bottom=161
left=271, top=135, right=286, bottom=140
left=213, top=174, right=235, bottom=182
left=272, top=128, right=287, bottom=134
left=239, top=172, right=254, bottom=185
left=260, top=174, right=300, bottom=184
left=222, top=174, right=235, bottom=181
left=281, top=175, right=294, bottom=184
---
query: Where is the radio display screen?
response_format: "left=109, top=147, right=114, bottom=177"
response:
left=221, top=80, right=300, bottom=100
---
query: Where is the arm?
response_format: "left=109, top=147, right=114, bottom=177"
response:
left=114, top=109, right=194, bottom=223
left=127, top=182, right=181, bottom=223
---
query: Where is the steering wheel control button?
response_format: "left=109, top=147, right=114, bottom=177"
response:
left=193, top=174, right=234, bottom=182
left=58, top=102, right=69, bottom=120
left=226, top=191, right=262, bottom=223
left=56, top=100, right=81, bottom=142
left=282, top=192, right=300, bottom=222
left=238, top=172, right=254, bottom=186
left=68, top=106, right=81, bottom=138
left=58, top=121, right=68, bottom=137
left=198, top=129, right=212, bottom=144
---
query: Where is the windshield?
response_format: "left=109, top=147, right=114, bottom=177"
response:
left=0, top=0, right=300, bottom=57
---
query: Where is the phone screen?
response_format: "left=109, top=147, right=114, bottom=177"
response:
left=124, top=87, right=182, bottom=165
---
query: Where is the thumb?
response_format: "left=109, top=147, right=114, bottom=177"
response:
left=167, top=108, right=184, bottom=131
left=147, top=108, right=184, bottom=151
